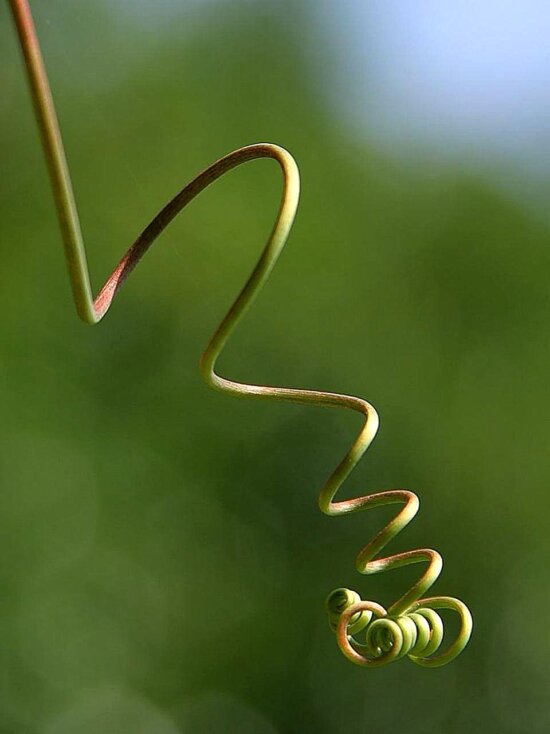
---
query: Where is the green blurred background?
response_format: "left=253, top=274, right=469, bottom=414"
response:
left=1, top=1, right=549, bottom=732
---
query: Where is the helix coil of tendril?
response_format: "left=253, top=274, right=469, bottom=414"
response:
left=9, top=0, right=472, bottom=669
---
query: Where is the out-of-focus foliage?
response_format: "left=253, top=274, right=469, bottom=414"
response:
left=1, top=1, right=549, bottom=732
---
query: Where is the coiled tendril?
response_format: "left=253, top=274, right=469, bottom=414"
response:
left=9, top=0, right=472, bottom=669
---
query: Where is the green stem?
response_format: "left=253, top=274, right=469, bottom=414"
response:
left=8, top=0, right=472, bottom=669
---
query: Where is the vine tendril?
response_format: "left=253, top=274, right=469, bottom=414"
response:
left=8, top=0, right=472, bottom=668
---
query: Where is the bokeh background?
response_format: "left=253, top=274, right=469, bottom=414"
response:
left=1, top=1, right=550, bottom=732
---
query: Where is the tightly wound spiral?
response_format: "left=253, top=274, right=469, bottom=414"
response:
left=9, top=0, right=472, bottom=669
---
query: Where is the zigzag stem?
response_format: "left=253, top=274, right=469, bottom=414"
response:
left=9, top=0, right=472, bottom=668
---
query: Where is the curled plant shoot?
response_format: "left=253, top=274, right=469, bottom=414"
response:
left=8, top=0, right=472, bottom=668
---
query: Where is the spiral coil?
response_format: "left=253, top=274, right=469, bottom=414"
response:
left=9, top=0, right=472, bottom=669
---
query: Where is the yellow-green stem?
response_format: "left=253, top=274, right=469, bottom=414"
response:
left=8, top=0, right=472, bottom=668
